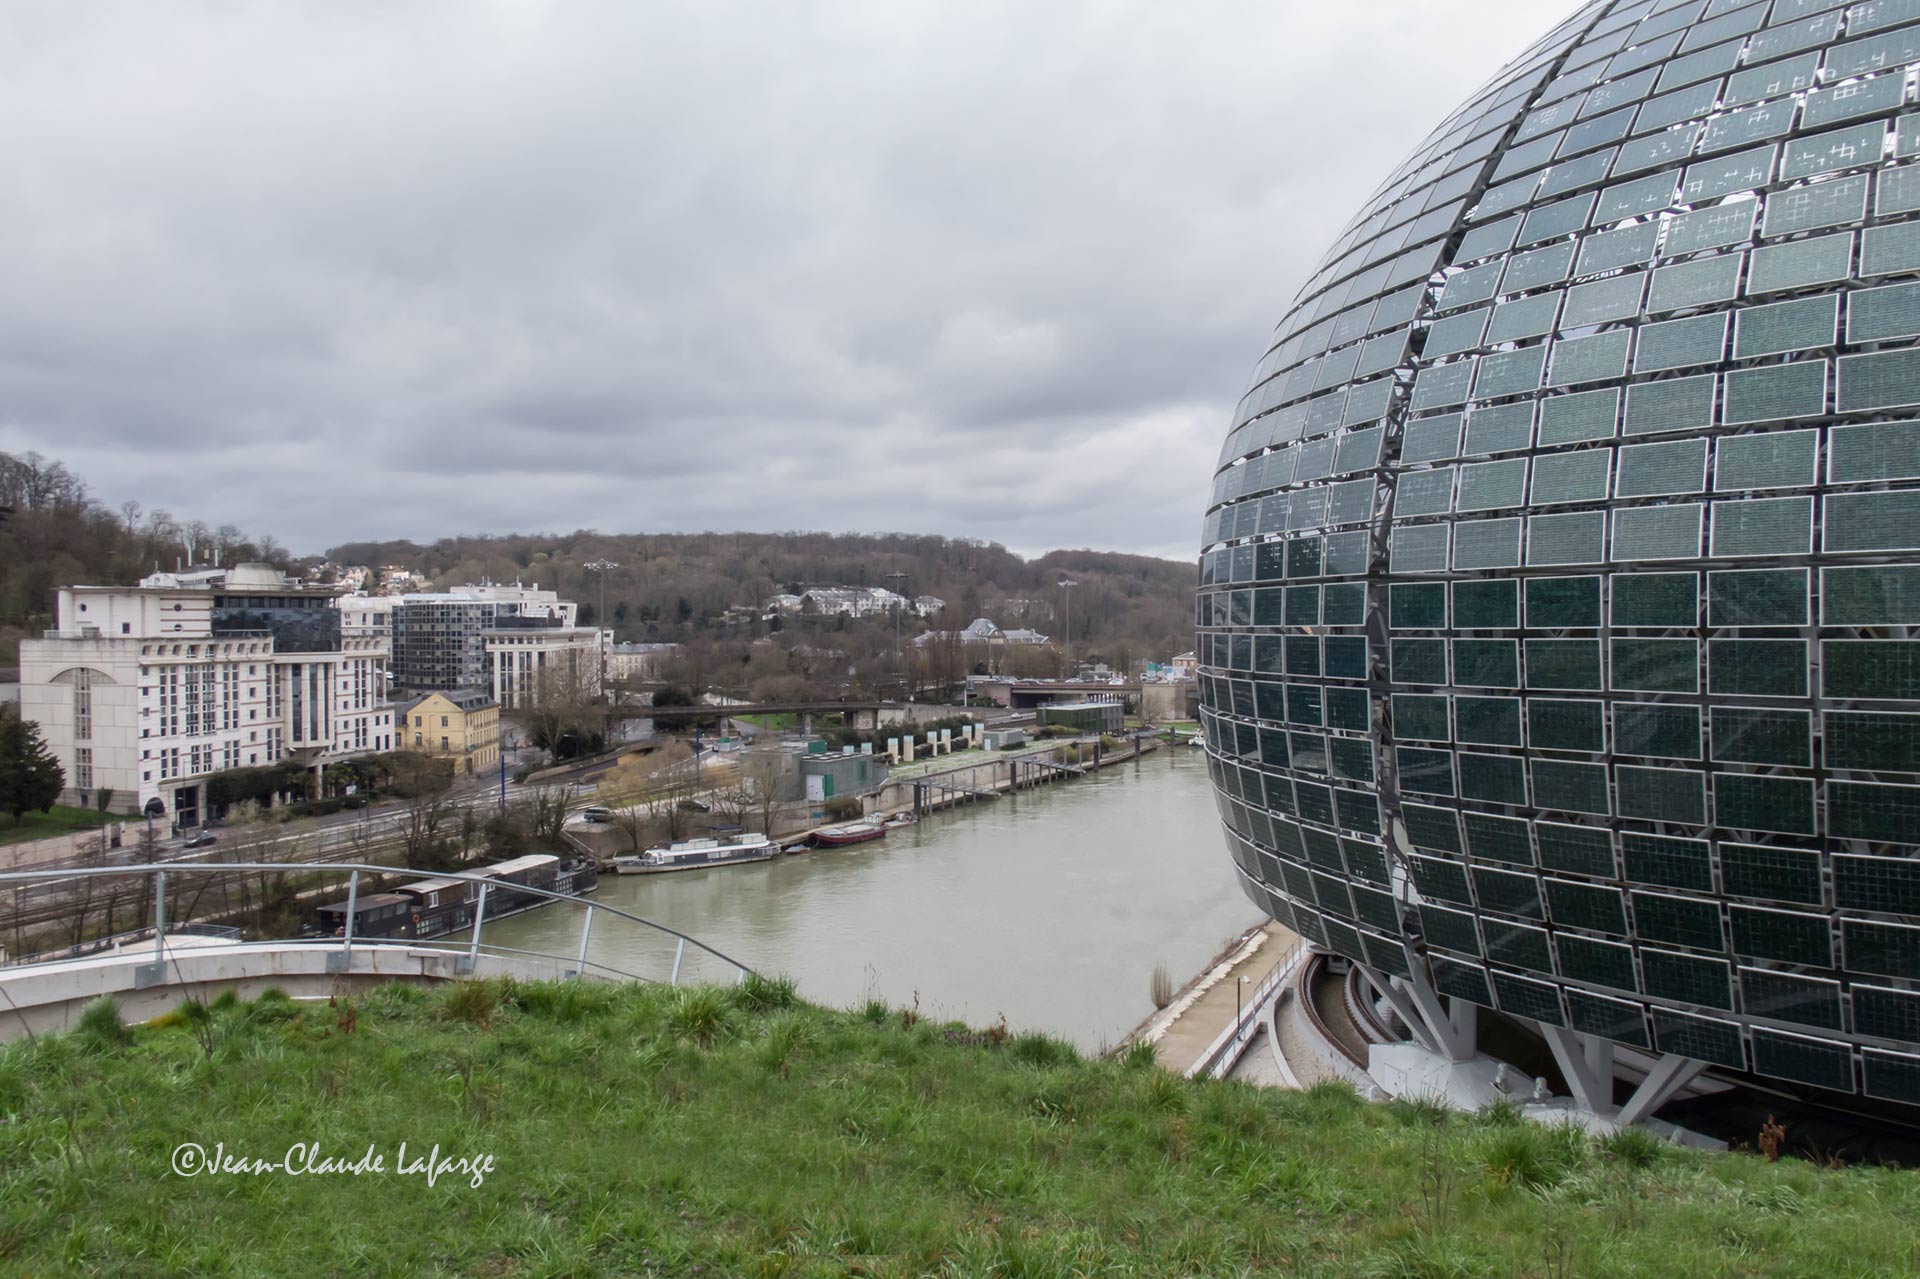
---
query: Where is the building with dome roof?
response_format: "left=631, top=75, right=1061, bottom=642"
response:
left=1202, top=0, right=1920, bottom=1125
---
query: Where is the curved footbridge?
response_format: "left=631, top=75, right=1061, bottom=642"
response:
left=0, top=862, right=753, bottom=1043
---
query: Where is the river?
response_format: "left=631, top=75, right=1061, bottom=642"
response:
left=486, top=746, right=1259, bottom=1051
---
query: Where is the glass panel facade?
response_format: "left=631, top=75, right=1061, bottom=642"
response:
left=1204, top=0, right=1920, bottom=1102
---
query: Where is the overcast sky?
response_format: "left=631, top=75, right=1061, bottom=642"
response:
left=0, top=0, right=1554, bottom=562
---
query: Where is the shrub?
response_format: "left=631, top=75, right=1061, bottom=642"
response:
left=1386, top=1096, right=1454, bottom=1128
left=1009, top=1032, right=1078, bottom=1068
left=1149, top=961, right=1175, bottom=1009
left=1480, top=1124, right=1586, bottom=1192
left=1142, top=1069, right=1187, bottom=1114
left=1598, top=1125, right=1667, bottom=1170
left=755, top=1012, right=815, bottom=1077
left=74, top=995, right=127, bottom=1050
left=244, top=990, right=301, bottom=1025
left=1481, top=1098, right=1524, bottom=1126
left=734, top=971, right=799, bottom=1014
left=439, top=979, right=500, bottom=1029
left=665, top=986, right=733, bottom=1048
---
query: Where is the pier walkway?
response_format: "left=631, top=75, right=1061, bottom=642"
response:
left=1124, top=921, right=1300, bottom=1076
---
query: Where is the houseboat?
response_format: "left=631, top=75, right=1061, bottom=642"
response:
left=812, top=822, right=887, bottom=848
left=611, top=833, right=778, bottom=875
left=311, top=853, right=599, bottom=940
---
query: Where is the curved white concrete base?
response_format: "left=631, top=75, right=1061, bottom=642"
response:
left=1368, top=1042, right=1725, bottom=1150
left=0, top=942, right=603, bottom=1041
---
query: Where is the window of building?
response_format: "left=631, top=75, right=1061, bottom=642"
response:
left=75, top=747, right=92, bottom=791
left=73, top=668, right=93, bottom=741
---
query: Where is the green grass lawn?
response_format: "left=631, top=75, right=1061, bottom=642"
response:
left=0, top=803, right=116, bottom=847
left=2, top=981, right=1915, bottom=1277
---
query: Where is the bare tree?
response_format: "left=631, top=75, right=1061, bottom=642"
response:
left=610, top=802, right=651, bottom=855
left=740, top=752, right=788, bottom=836
left=516, top=663, right=608, bottom=762
left=526, top=788, right=570, bottom=843
left=180, top=519, right=210, bottom=566
left=400, top=792, right=451, bottom=869
left=60, top=832, right=111, bottom=947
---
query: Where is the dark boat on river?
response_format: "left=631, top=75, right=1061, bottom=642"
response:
left=312, top=853, right=599, bottom=940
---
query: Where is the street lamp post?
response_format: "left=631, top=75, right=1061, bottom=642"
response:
left=1058, top=579, right=1078, bottom=675
left=885, top=569, right=909, bottom=698
left=1237, top=974, right=1250, bottom=1028
left=584, top=559, right=620, bottom=632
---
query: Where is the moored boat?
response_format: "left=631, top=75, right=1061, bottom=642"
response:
left=309, top=854, right=599, bottom=940
left=612, top=833, right=778, bottom=874
left=812, top=821, right=886, bottom=848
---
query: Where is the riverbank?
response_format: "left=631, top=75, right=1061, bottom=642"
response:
left=489, top=747, right=1254, bottom=1050
left=789, top=732, right=1164, bottom=843
left=7, top=979, right=1912, bottom=1277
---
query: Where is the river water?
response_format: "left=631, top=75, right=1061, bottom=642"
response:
left=486, top=746, right=1260, bottom=1050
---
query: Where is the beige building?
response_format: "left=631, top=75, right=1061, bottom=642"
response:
left=605, top=641, right=679, bottom=684
left=403, top=689, right=500, bottom=777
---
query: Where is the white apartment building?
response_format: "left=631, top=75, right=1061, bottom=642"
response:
left=485, top=623, right=606, bottom=709
left=18, top=564, right=394, bottom=829
left=762, top=586, right=911, bottom=618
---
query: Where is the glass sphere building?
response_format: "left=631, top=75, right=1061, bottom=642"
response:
left=1202, top=0, right=1920, bottom=1109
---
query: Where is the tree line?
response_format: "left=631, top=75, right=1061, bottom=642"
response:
left=0, top=450, right=289, bottom=663
left=324, top=529, right=1197, bottom=661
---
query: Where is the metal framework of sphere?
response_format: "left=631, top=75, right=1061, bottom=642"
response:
left=1200, top=0, right=1920, bottom=1105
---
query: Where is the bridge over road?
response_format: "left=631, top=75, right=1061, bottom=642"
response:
left=614, top=701, right=967, bottom=732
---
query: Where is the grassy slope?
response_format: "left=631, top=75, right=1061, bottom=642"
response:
left=0, top=804, right=115, bottom=848
left=1, top=980, right=1915, bottom=1278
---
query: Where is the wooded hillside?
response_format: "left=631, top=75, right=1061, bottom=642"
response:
left=327, top=531, right=1197, bottom=662
left=0, top=451, right=288, bottom=663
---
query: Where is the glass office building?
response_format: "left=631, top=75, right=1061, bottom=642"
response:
left=1201, top=0, right=1920, bottom=1108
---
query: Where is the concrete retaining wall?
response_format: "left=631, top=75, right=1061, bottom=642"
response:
left=2, top=824, right=127, bottom=873
left=0, top=941, right=607, bottom=1041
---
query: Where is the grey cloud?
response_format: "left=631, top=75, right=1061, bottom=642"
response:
left=0, top=0, right=1552, bottom=558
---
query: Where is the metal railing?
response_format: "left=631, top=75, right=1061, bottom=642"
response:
left=6, top=923, right=241, bottom=969
left=1188, top=938, right=1306, bottom=1080
left=0, top=861, right=756, bottom=988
